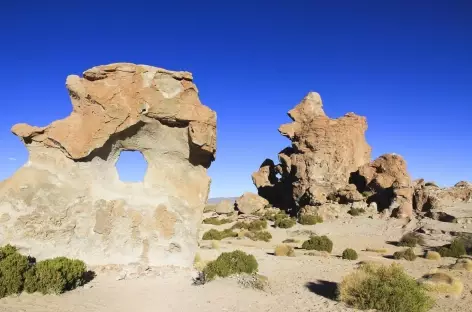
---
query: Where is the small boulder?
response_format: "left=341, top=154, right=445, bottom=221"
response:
left=236, top=192, right=269, bottom=215
left=334, top=184, right=364, bottom=203
left=215, top=200, right=235, bottom=214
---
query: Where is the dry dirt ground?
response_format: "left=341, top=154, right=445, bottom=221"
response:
left=1, top=213, right=471, bottom=312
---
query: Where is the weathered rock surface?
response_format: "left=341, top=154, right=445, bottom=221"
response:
left=252, top=92, right=371, bottom=212
left=0, top=63, right=216, bottom=267
left=235, top=192, right=269, bottom=215
left=214, top=200, right=235, bottom=214
left=351, top=154, right=413, bottom=218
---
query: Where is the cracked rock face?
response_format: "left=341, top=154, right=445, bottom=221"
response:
left=252, top=92, right=371, bottom=212
left=0, top=63, right=216, bottom=267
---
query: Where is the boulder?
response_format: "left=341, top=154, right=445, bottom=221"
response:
left=252, top=92, right=371, bottom=212
left=214, top=200, right=235, bottom=214
left=0, top=63, right=216, bottom=267
left=333, top=184, right=364, bottom=203
left=236, top=192, right=269, bottom=215
left=351, top=154, right=413, bottom=218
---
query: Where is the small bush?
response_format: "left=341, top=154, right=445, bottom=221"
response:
left=398, top=232, right=424, bottom=247
left=274, top=217, right=296, bottom=229
left=274, top=244, right=295, bottom=257
left=0, top=245, right=30, bottom=298
left=245, top=231, right=272, bottom=242
left=342, top=248, right=358, bottom=260
left=24, top=257, right=87, bottom=294
left=202, top=217, right=232, bottom=225
left=339, top=263, right=434, bottom=312
left=424, top=251, right=441, bottom=261
left=298, top=214, right=323, bottom=225
left=232, top=219, right=267, bottom=231
left=348, top=208, right=366, bottom=216
left=203, top=250, right=258, bottom=281
left=437, top=239, right=466, bottom=258
left=393, top=248, right=417, bottom=261
left=202, top=229, right=238, bottom=240
left=302, top=236, right=333, bottom=253
left=420, top=272, right=463, bottom=296
left=262, top=210, right=289, bottom=222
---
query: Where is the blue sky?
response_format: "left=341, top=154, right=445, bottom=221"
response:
left=1, top=1, right=471, bottom=198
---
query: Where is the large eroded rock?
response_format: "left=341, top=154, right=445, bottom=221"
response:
left=0, top=63, right=216, bottom=267
left=351, top=154, right=413, bottom=218
left=252, top=92, right=371, bottom=212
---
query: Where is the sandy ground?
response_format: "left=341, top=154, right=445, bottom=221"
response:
left=1, top=215, right=471, bottom=312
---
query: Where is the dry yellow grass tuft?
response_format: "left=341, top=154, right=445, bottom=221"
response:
left=449, top=258, right=472, bottom=271
left=211, top=240, right=220, bottom=250
left=274, top=244, right=295, bottom=257
left=420, top=272, right=463, bottom=296
left=424, top=251, right=441, bottom=261
left=365, top=247, right=388, bottom=254
left=193, top=252, right=209, bottom=271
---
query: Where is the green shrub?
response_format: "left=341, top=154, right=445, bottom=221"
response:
left=202, top=229, right=238, bottom=240
left=261, top=210, right=289, bottom=222
left=231, top=219, right=267, bottom=231
left=348, top=208, right=366, bottom=216
left=203, top=250, right=258, bottom=280
left=274, top=217, right=296, bottom=229
left=342, top=248, right=358, bottom=260
left=437, top=239, right=466, bottom=258
left=298, top=214, right=323, bottom=225
left=398, top=232, right=424, bottom=247
left=245, top=231, right=272, bottom=242
left=202, top=217, right=232, bottom=225
left=393, top=248, right=417, bottom=261
left=0, top=245, right=30, bottom=298
left=339, top=263, right=433, bottom=312
left=302, top=236, right=333, bottom=253
left=24, top=257, right=87, bottom=294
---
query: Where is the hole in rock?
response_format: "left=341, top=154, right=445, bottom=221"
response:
left=115, top=150, right=148, bottom=182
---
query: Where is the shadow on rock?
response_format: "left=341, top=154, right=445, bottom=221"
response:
left=305, top=280, right=338, bottom=300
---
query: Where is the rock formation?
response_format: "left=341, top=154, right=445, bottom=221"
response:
left=236, top=192, right=269, bottom=215
left=252, top=92, right=371, bottom=213
left=0, top=63, right=216, bottom=267
left=350, top=154, right=413, bottom=218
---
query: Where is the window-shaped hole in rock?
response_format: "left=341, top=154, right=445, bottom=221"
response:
left=115, top=150, right=148, bottom=182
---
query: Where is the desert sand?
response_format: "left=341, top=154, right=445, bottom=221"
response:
left=2, top=212, right=471, bottom=312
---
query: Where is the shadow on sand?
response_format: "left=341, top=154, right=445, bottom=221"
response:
left=304, top=280, right=338, bottom=300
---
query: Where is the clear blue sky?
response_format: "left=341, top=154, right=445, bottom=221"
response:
left=1, top=1, right=471, bottom=198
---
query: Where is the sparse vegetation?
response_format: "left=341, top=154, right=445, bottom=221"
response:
left=274, top=244, right=295, bottom=257
left=232, top=219, right=267, bottom=231
left=0, top=244, right=89, bottom=298
left=203, top=205, right=216, bottom=213
left=298, top=214, right=323, bottom=225
left=202, top=217, right=232, bottom=225
left=202, top=250, right=258, bottom=281
left=342, top=248, right=358, bottom=260
left=348, top=208, right=366, bottom=216
left=274, top=217, right=296, bottom=228
left=420, top=272, right=463, bottom=296
left=339, top=263, right=434, bottom=312
left=393, top=248, right=417, bottom=261
left=261, top=210, right=289, bottom=222
left=436, top=239, right=466, bottom=258
left=424, top=251, right=441, bottom=261
left=398, top=232, right=424, bottom=247
left=245, top=231, right=272, bottom=242
left=302, top=236, right=333, bottom=253
left=362, top=191, right=373, bottom=198
left=202, top=229, right=238, bottom=240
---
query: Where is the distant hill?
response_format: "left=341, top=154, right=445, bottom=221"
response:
left=207, top=197, right=238, bottom=205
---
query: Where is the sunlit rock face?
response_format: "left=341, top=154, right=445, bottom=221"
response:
left=0, top=63, right=216, bottom=267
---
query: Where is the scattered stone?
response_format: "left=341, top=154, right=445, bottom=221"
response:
left=235, top=192, right=269, bottom=215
